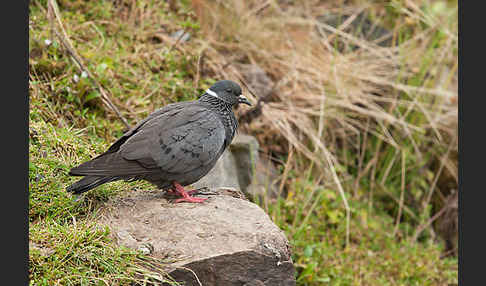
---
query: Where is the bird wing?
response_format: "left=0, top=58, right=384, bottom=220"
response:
left=119, top=104, right=227, bottom=174
left=104, top=101, right=191, bottom=154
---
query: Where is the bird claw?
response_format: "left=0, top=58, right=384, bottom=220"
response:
left=171, top=182, right=209, bottom=203
left=174, top=196, right=208, bottom=203
left=186, top=187, right=214, bottom=196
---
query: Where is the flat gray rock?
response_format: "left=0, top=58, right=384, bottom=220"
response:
left=193, top=134, right=282, bottom=201
left=192, top=149, right=241, bottom=191
left=99, top=190, right=295, bottom=285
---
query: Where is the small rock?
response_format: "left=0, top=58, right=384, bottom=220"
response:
left=236, top=64, right=274, bottom=99
left=138, top=243, right=154, bottom=255
left=192, top=149, right=241, bottom=191
left=116, top=229, right=138, bottom=249
left=193, top=133, right=281, bottom=201
left=170, top=30, right=191, bottom=43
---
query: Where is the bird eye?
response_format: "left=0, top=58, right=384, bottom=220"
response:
left=226, top=88, right=232, bottom=93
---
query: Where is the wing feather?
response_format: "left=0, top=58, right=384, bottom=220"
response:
left=119, top=105, right=226, bottom=174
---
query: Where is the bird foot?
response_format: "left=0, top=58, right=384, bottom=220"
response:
left=174, top=196, right=208, bottom=203
left=171, top=182, right=208, bottom=203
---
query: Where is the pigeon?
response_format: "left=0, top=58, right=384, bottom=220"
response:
left=67, top=80, right=251, bottom=203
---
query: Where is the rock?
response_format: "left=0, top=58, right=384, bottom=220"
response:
left=115, top=229, right=138, bottom=249
left=235, top=63, right=276, bottom=125
left=167, top=251, right=296, bottom=286
left=170, top=29, right=191, bottom=43
left=236, top=64, right=275, bottom=98
left=231, top=134, right=282, bottom=200
left=192, top=133, right=281, bottom=200
left=230, top=134, right=260, bottom=188
left=192, top=149, right=241, bottom=191
left=250, top=153, right=283, bottom=201
left=100, top=189, right=295, bottom=285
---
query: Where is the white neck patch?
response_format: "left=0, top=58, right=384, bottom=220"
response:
left=205, top=88, right=221, bottom=99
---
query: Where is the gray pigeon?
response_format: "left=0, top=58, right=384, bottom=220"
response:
left=67, top=80, right=251, bottom=203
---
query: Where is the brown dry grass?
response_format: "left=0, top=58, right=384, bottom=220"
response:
left=187, top=0, right=458, bottom=246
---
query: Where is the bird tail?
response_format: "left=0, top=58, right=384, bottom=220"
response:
left=68, top=151, right=150, bottom=177
left=66, top=176, right=119, bottom=194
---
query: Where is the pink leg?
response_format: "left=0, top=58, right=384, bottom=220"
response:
left=173, top=182, right=207, bottom=203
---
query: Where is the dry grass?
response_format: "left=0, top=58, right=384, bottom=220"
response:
left=192, top=0, right=457, bottom=160
left=187, top=0, right=458, bottom=246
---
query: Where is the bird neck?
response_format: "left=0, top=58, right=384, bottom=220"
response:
left=198, top=94, right=233, bottom=113
left=198, top=94, right=238, bottom=142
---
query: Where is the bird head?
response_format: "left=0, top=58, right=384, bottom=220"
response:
left=205, top=80, right=252, bottom=106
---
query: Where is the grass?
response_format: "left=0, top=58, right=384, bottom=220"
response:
left=268, top=174, right=457, bottom=285
left=29, top=0, right=458, bottom=285
left=29, top=120, right=178, bottom=285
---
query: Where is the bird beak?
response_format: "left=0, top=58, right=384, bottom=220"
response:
left=238, top=95, right=252, bottom=106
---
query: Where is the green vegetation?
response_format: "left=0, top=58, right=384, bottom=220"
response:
left=29, top=120, right=178, bottom=285
left=29, top=0, right=458, bottom=285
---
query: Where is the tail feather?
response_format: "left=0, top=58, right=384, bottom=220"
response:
left=66, top=176, right=118, bottom=194
left=68, top=152, right=152, bottom=177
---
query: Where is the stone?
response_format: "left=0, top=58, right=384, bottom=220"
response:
left=192, top=149, right=241, bottom=191
left=230, top=134, right=260, bottom=191
left=192, top=133, right=281, bottom=201
left=236, top=64, right=275, bottom=98
left=99, top=189, right=295, bottom=285
left=170, top=29, right=191, bottom=43
left=248, top=154, right=282, bottom=201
